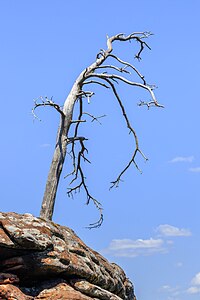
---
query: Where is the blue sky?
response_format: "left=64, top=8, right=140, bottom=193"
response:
left=1, top=1, right=200, bottom=299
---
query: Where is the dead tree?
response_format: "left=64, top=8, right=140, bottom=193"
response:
left=33, top=32, right=163, bottom=228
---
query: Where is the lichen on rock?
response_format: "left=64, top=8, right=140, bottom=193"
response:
left=0, top=212, right=136, bottom=300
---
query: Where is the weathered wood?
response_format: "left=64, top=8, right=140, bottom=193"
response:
left=38, top=32, right=161, bottom=222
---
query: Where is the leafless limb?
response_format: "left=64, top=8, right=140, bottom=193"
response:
left=83, top=80, right=110, bottom=89
left=70, top=119, right=86, bottom=124
left=83, top=112, right=106, bottom=124
left=32, top=96, right=64, bottom=120
left=63, top=96, right=103, bottom=228
left=67, top=135, right=103, bottom=228
left=96, top=65, right=131, bottom=74
left=105, top=32, right=152, bottom=60
left=86, top=206, right=103, bottom=229
left=107, top=54, right=146, bottom=84
left=65, top=98, right=84, bottom=180
left=88, top=73, right=163, bottom=108
left=138, top=100, right=161, bottom=109
left=77, top=91, right=95, bottom=104
left=100, top=78, right=148, bottom=188
left=67, top=165, right=103, bottom=229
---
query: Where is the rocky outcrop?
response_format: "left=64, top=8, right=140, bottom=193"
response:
left=0, top=212, right=136, bottom=299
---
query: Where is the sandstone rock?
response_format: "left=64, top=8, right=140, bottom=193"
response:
left=0, top=212, right=136, bottom=300
left=0, top=273, right=19, bottom=285
left=0, top=284, right=33, bottom=300
left=35, top=282, right=94, bottom=300
left=70, top=279, right=122, bottom=299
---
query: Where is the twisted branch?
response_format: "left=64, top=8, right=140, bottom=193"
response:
left=65, top=97, right=103, bottom=228
left=103, top=78, right=148, bottom=188
left=67, top=136, right=103, bottom=228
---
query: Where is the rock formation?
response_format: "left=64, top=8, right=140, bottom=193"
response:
left=0, top=212, right=136, bottom=299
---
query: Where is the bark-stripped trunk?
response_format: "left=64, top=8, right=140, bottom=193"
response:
left=40, top=118, right=67, bottom=220
left=40, top=83, right=81, bottom=220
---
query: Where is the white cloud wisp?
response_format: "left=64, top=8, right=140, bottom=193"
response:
left=103, top=238, right=166, bottom=257
left=186, top=272, right=200, bottom=294
left=191, top=272, right=200, bottom=286
left=189, top=167, right=200, bottom=173
left=169, top=156, right=194, bottom=163
left=156, top=224, right=191, bottom=237
left=103, top=224, right=191, bottom=258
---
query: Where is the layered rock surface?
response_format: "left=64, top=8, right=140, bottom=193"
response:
left=0, top=212, right=136, bottom=300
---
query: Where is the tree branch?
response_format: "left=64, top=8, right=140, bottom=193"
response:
left=32, top=97, right=65, bottom=120
left=64, top=96, right=103, bottom=228
left=66, top=98, right=84, bottom=180
left=83, top=112, right=106, bottom=124
left=88, top=73, right=163, bottom=108
left=67, top=136, right=103, bottom=229
left=106, top=32, right=152, bottom=60
left=77, top=91, right=95, bottom=104
left=107, top=54, right=146, bottom=84
left=99, top=78, right=148, bottom=188
left=83, top=80, right=110, bottom=89
left=95, top=65, right=131, bottom=74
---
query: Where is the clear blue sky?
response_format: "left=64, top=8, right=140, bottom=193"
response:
left=1, top=1, right=200, bottom=299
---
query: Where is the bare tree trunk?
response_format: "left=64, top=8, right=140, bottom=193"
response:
left=40, top=83, right=81, bottom=220
left=40, top=119, right=67, bottom=220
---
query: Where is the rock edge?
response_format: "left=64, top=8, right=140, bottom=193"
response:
left=0, top=212, right=136, bottom=300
